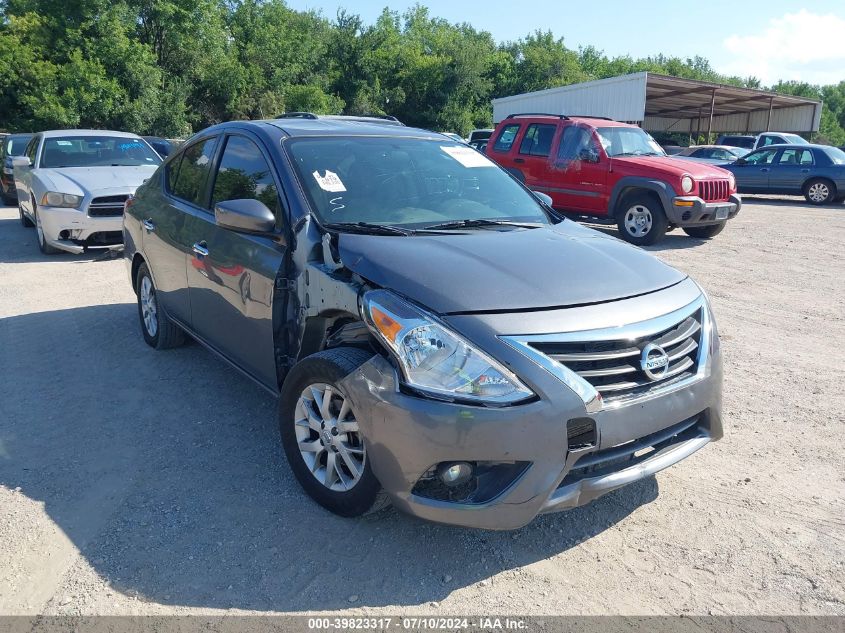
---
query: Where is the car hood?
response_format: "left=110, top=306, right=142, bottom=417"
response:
left=36, top=166, right=158, bottom=196
left=337, top=222, right=687, bottom=314
left=613, top=155, right=731, bottom=178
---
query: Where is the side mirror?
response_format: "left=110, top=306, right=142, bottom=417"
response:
left=578, top=148, right=599, bottom=163
left=533, top=191, right=553, bottom=207
left=214, top=199, right=276, bottom=234
left=12, top=156, right=31, bottom=168
left=735, top=157, right=747, bottom=166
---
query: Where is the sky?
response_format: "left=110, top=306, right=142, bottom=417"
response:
left=285, top=0, right=845, bottom=87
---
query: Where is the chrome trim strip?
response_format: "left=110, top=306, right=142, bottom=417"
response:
left=500, top=295, right=708, bottom=413
left=549, top=347, right=640, bottom=362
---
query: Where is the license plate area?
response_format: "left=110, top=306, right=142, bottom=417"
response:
left=715, top=207, right=730, bottom=220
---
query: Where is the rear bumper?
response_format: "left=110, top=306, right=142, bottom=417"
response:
left=668, top=193, right=741, bottom=226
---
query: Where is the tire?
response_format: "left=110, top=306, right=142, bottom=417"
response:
left=279, top=348, right=388, bottom=518
left=803, top=178, right=836, bottom=205
left=33, top=201, right=60, bottom=254
left=135, top=262, right=185, bottom=349
left=616, top=193, right=668, bottom=246
left=18, top=202, right=34, bottom=228
left=683, top=222, right=726, bottom=239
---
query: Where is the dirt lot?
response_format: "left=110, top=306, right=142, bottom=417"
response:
left=0, top=197, right=843, bottom=617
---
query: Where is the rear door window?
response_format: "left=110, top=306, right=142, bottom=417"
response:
left=169, top=137, right=219, bottom=208
left=518, top=124, right=557, bottom=157
left=211, top=135, right=283, bottom=223
left=492, top=124, right=520, bottom=153
left=778, top=149, right=814, bottom=165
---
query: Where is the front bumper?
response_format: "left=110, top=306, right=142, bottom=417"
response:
left=38, top=206, right=123, bottom=253
left=667, top=193, right=741, bottom=226
left=338, top=284, right=723, bottom=530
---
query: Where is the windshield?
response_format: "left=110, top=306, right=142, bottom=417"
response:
left=596, top=127, right=666, bottom=157
left=6, top=136, right=31, bottom=156
left=285, top=137, right=551, bottom=229
left=39, top=136, right=162, bottom=168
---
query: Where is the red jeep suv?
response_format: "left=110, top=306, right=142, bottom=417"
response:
left=486, top=114, right=741, bottom=245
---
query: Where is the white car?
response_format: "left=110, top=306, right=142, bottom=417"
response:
left=13, top=130, right=162, bottom=254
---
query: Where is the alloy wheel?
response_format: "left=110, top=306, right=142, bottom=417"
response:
left=624, top=204, right=653, bottom=237
left=140, top=275, right=158, bottom=337
left=294, top=383, right=366, bottom=492
left=808, top=183, right=829, bottom=203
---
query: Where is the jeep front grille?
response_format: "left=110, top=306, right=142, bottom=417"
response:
left=88, top=195, right=129, bottom=217
left=698, top=179, right=730, bottom=202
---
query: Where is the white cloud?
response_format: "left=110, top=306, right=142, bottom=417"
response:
left=720, top=9, right=845, bottom=86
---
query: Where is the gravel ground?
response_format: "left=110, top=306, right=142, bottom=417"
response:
left=0, top=197, right=843, bottom=617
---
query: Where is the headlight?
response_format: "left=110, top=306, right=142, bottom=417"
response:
left=42, top=192, right=82, bottom=208
left=362, top=289, right=534, bottom=404
left=681, top=175, right=694, bottom=194
left=727, top=172, right=736, bottom=189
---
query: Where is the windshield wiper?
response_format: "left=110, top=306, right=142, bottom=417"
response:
left=323, top=221, right=413, bottom=236
left=422, top=218, right=543, bottom=231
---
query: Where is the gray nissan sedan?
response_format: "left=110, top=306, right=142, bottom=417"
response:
left=123, top=114, right=723, bottom=530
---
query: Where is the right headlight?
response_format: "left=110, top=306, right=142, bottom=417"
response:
left=681, top=175, right=694, bottom=194
left=41, top=191, right=82, bottom=208
left=362, top=289, right=534, bottom=405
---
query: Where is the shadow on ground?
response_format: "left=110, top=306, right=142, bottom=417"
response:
left=0, top=303, right=658, bottom=611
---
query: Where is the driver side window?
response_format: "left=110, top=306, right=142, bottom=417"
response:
left=557, top=125, right=596, bottom=161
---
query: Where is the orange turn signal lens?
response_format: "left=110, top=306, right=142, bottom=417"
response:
left=370, top=306, right=403, bottom=343
left=673, top=199, right=695, bottom=207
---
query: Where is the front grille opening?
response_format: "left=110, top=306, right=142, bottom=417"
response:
left=411, top=461, right=529, bottom=505
left=89, top=195, right=129, bottom=217
left=559, top=415, right=703, bottom=488
left=529, top=308, right=703, bottom=403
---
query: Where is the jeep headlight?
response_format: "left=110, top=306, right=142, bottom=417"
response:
left=727, top=172, right=736, bottom=189
left=42, top=192, right=82, bottom=208
left=681, top=175, right=694, bottom=194
left=362, top=289, right=533, bottom=404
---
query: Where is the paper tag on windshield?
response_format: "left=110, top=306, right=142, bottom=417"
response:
left=313, top=169, right=346, bottom=192
left=441, top=145, right=495, bottom=168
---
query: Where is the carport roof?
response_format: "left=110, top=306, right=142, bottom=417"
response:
left=644, top=73, right=819, bottom=120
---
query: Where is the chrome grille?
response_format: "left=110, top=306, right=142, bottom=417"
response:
left=88, top=195, right=129, bottom=217
left=698, top=179, right=730, bottom=202
left=525, top=308, right=704, bottom=404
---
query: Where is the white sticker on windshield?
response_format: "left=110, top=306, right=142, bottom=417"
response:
left=312, top=169, right=347, bottom=192
left=440, top=145, right=495, bottom=168
left=55, top=141, right=73, bottom=146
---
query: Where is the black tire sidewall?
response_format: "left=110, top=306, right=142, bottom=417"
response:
left=616, top=195, right=668, bottom=246
left=279, top=350, right=381, bottom=517
left=135, top=263, right=161, bottom=348
left=805, top=179, right=835, bottom=205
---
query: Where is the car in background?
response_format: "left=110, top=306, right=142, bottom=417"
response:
left=13, top=130, right=162, bottom=253
left=716, top=132, right=808, bottom=151
left=468, top=139, right=488, bottom=153
left=123, top=117, right=723, bottom=529
left=143, top=136, right=176, bottom=158
left=467, top=128, right=494, bottom=144
left=720, top=144, right=845, bottom=205
left=1, top=133, right=32, bottom=204
left=675, top=145, right=747, bottom=165
left=486, top=114, right=741, bottom=245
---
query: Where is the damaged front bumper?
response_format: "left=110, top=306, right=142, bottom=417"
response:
left=38, top=206, right=123, bottom=253
left=338, top=344, right=722, bottom=531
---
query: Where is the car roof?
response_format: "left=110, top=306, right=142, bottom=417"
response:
left=6, top=133, right=32, bottom=140
left=199, top=119, right=445, bottom=140
left=39, top=129, right=143, bottom=139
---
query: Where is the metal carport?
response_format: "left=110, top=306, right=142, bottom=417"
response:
left=492, top=72, right=822, bottom=138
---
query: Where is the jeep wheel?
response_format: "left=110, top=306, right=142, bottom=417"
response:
left=683, top=222, right=726, bottom=239
left=616, top=194, right=668, bottom=246
left=279, top=348, right=388, bottom=518
left=804, top=179, right=836, bottom=205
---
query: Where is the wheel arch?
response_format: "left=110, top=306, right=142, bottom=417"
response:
left=803, top=176, right=836, bottom=194
left=130, top=252, right=148, bottom=293
left=609, top=177, right=674, bottom=219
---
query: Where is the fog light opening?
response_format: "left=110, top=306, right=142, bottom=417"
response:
left=437, top=461, right=474, bottom=487
left=59, top=230, right=70, bottom=240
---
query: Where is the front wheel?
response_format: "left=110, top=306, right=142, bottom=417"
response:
left=34, top=203, right=60, bottom=254
left=279, top=348, right=388, bottom=518
left=683, top=222, right=726, bottom=239
left=616, top=194, right=668, bottom=246
left=804, top=179, right=836, bottom=205
left=19, top=202, right=34, bottom=227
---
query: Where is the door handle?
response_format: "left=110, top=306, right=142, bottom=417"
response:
left=142, top=219, right=155, bottom=232
left=192, top=241, right=209, bottom=257
left=760, top=168, right=770, bottom=172
left=514, top=158, right=525, bottom=164
left=801, top=169, right=810, bottom=173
